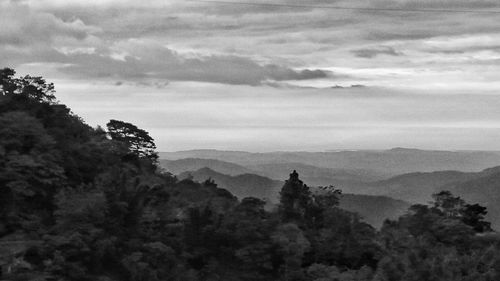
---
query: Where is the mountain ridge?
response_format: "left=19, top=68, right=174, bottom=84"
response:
left=159, top=148, right=500, bottom=175
left=176, top=167, right=413, bottom=228
left=178, top=167, right=282, bottom=202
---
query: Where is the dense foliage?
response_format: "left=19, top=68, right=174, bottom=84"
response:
left=1, top=68, right=500, bottom=281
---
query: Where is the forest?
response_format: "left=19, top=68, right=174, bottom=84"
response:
left=1, top=67, right=500, bottom=281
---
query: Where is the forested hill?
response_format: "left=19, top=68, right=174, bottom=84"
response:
left=338, top=194, right=410, bottom=228
left=341, top=167, right=500, bottom=229
left=2, top=68, right=500, bottom=281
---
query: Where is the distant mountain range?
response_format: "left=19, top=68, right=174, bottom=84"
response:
left=356, top=166, right=500, bottom=203
left=345, top=167, right=500, bottom=230
left=159, top=149, right=500, bottom=230
left=354, top=171, right=478, bottom=203
left=246, top=162, right=388, bottom=186
left=172, top=167, right=412, bottom=228
left=162, top=157, right=389, bottom=187
left=159, top=148, right=500, bottom=176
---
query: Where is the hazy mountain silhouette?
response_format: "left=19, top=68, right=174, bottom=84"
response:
left=363, top=171, right=478, bottom=203
left=159, top=151, right=500, bottom=229
left=159, top=158, right=388, bottom=189
left=178, top=168, right=282, bottom=202
left=342, top=166, right=500, bottom=230
left=339, top=194, right=411, bottom=228
left=447, top=168, right=500, bottom=230
left=354, top=166, right=500, bottom=203
left=160, top=148, right=500, bottom=175
left=247, top=162, right=389, bottom=186
left=177, top=168, right=413, bottom=228
left=160, top=158, right=254, bottom=176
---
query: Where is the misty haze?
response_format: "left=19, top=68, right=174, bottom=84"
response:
left=2, top=0, right=500, bottom=280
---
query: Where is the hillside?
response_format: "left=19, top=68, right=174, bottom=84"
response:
left=353, top=166, right=500, bottom=203
left=363, top=170, right=478, bottom=203
left=339, top=166, right=500, bottom=230
left=338, top=194, right=411, bottom=228
left=178, top=168, right=282, bottom=202
left=449, top=171, right=500, bottom=230
left=178, top=168, right=412, bottom=229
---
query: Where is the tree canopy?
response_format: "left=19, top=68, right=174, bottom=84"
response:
left=106, top=119, right=158, bottom=162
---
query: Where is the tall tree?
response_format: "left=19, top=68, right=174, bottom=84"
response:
left=106, top=119, right=158, bottom=162
left=279, top=170, right=311, bottom=222
left=432, top=191, right=465, bottom=218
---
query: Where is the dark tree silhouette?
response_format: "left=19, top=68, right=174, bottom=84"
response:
left=1, top=68, right=55, bottom=103
left=432, top=190, right=465, bottom=218
left=431, top=191, right=491, bottom=233
left=106, top=119, right=158, bottom=162
left=279, top=170, right=311, bottom=222
left=461, top=203, right=492, bottom=233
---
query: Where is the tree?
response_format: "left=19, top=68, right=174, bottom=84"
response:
left=432, top=191, right=492, bottom=233
left=0, top=111, right=65, bottom=229
left=106, top=119, right=158, bottom=162
left=432, top=191, right=465, bottom=218
left=279, top=170, right=311, bottom=222
left=461, top=203, right=492, bottom=233
left=307, top=185, right=342, bottom=228
left=1, top=68, right=56, bottom=103
left=272, top=223, right=310, bottom=281
left=0, top=68, right=17, bottom=95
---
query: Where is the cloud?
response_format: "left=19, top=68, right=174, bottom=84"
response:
left=330, top=84, right=366, bottom=89
left=3, top=0, right=500, bottom=90
left=0, top=2, right=99, bottom=47
left=351, top=46, right=403, bottom=58
left=57, top=40, right=330, bottom=85
left=374, top=0, right=500, bottom=10
left=417, top=34, right=500, bottom=55
left=0, top=2, right=330, bottom=86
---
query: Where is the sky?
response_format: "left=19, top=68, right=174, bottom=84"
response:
left=2, top=0, right=500, bottom=152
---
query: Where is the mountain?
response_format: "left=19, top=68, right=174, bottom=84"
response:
left=178, top=168, right=282, bottom=202
left=363, top=170, right=478, bottom=203
left=341, top=166, right=500, bottom=230
left=160, top=158, right=254, bottom=176
left=159, top=148, right=500, bottom=176
left=339, top=194, right=411, bottom=228
left=247, top=162, right=389, bottom=186
left=159, top=158, right=389, bottom=189
left=353, top=166, right=500, bottom=204
left=160, top=153, right=500, bottom=230
left=178, top=168, right=412, bottom=229
left=448, top=169, right=500, bottom=230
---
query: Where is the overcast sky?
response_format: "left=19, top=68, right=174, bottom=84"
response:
left=2, top=0, right=500, bottom=151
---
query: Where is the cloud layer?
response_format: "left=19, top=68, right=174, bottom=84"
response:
left=0, top=1, right=332, bottom=85
left=3, top=0, right=500, bottom=89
